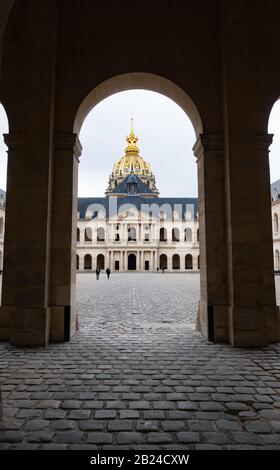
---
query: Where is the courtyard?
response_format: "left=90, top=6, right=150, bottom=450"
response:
left=0, top=272, right=280, bottom=449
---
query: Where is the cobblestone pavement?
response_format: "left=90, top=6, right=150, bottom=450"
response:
left=0, top=272, right=280, bottom=450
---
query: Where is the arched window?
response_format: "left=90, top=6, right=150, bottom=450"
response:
left=197, top=229, right=199, bottom=242
left=159, top=254, right=167, bottom=269
left=84, top=254, right=92, bottom=270
left=185, top=254, right=193, bottom=269
left=172, top=254, right=180, bottom=269
left=198, top=255, right=200, bottom=270
left=128, top=226, right=136, bottom=241
left=184, top=228, right=192, bottom=242
left=0, top=217, right=4, bottom=236
left=97, top=227, right=105, bottom=242
left=0, top=250, right=2, bottom=271
left=172, top=228, right=180, bottom=242
left=97, top=253, right=105, bottom=270
left=273, top=213, right=279, bottom=234
left=85, top=227, right=92, bottom=242
left=76, top=254, right=79, bottom=270
left=160, top=227, right=167, bottom=242
left=77, top=228, right=80, bottom=242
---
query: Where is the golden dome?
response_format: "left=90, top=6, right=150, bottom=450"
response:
left=112, top=119, right=153, bottom=178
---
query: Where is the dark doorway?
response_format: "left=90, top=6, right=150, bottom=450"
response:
left=115, top=260, right=119, bottom=271
left=160, top=254, right=167, bottom=269
left=128, top=254, right=136, bottom=270
left=97, top=254, right=105, bottom=270
left=145, top=260, right=149, bottom=271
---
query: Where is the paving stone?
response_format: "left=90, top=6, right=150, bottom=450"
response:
left=216, top=419, right=243, bottom=432
left=61, top=400, right=82, bottom=409
left=177, top=432, right=200, bottom=443
left=120, top=410, right=140, bottom=419
left=44, top=409, right=66, bottom=419
left=87, top=432, right=113, bottom=444
left=108, top=420, right=133, bottom=431
left=244, top=420, right=271, bottom=433
left=94, top=410, right=117, bottom=419
left=146, top=432, right=173, bottom=444
left=68, top=410, right=91, bottom=420
left=26, top=432, right=55, bottom=443
left=162, top=421, right=185, bottom=432
left=116, top=432, right=142, bottom=444
left=55, top=431, right=84, bottom=444
left=24, top=419, right=50, bottom=431
left=136, top=421, right=160, bottom=432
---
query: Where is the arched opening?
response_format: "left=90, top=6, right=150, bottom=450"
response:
left=97, top=253, right=105, bottom=270
left=172, top=254, right=180, bottom=270
left=160, top=227, right=167, bottom=242
left=84, top=254, right=92, bottom=270
left=268, top=97, right=280, bottom=305
left=0, top=104, right=8, bottom=303
left=185, top=254, right=193, bottom=270
left=198, top=255, right=200, bottom=270
left=184, top=228, right=192, bottom=242
left=160, top=254, right=167, bottom=270
left=97, top=227, right=105, bottom=242
left=273, top=213, right=279, bottom=234
left=77, top=228, right=80, bottom=242
left=72, top=72, right=203, bottom=345
left=128, top=253, right=136, bottom=271
left=128, top=227, right=136, bottom=242
left=275, top=250, right=280, bottom=272
left=197, top=229, right=199, bottom=243
left=76, top=254, right=79, bottom=270
left=172, top=228, right=180, bottom=242
left=85, top=227, right=92, bottom=242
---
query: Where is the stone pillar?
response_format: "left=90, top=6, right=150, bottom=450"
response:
left=0, top=1, right=58, bottom=346
left=136, top=251, right=140, bottom=271
left=225, top=133, right=280, bottom=346
left=49, top=133, right=82, bottom=343
left=193, top=134, right=229, bottom=343
left=120, top=251, right=123, bottom=271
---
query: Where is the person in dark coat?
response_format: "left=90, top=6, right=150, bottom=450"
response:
left=106, top=267, right=111, bottom=280
left=96, top=267, right=100, bottom=280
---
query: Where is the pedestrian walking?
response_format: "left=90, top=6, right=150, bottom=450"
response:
left=106, top=267, right=111, bottom=280
left=96, top=266, right=100, bottom=280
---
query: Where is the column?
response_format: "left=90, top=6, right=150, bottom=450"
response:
left=193, top=134, right=229, bottom=343
left=0, top=1, right=58, bottom=346
left=225, top=133, right=280, bottom=346
left=136, top=251, right=140, bottom=271
left=120, top=250, right=123, bottom=271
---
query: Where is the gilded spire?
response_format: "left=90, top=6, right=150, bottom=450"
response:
left=125, top=117, right=139, bottom=155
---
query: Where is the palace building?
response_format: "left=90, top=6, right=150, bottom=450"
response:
left=1, top=127, right=280, bottom=275
left=76, top=121, right=200, bottom=272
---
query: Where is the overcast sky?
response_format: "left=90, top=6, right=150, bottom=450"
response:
left=0, top=92, right=280, bottom=196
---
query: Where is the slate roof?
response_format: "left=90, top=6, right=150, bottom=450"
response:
left=271, top=179, right=280, bottom=200
left=112, top=173, right=152, bottom=195
left=78, top=196, right=198, bottom=221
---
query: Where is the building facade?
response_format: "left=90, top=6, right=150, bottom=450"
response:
left=0, top=190, right=5, bottom=273
left=271, top=179, right=280, bottom=271
left=76, top=123, right=200, bottom=272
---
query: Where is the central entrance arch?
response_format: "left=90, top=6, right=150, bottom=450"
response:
left=128, top=254, right=136, bottom=271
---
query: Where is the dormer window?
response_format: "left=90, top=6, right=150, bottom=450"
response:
left=128, top=182, right=137, bottom=195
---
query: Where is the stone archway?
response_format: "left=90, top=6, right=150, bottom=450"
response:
left=1, top=2, right=280, bottom=347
